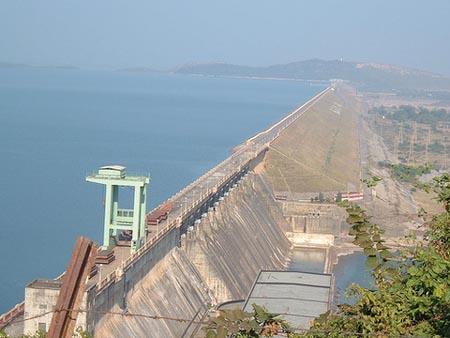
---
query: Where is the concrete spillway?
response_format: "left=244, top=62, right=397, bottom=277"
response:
left=95, top=250, right=212, bottom=337
left=182, top=174, right=290, bottom=303
left=95, top=173, right=291, bottom=337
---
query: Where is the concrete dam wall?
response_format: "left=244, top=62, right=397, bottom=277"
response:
left=1, top=87, right=334, bottom=337
left=94, top=173, right=291, bottom=337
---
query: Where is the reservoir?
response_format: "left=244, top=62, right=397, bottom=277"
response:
left=288, top=248, right=374, bottom=304
left=0, top=67, right=323, bottom=312
left=333, top=251, right=374, bottom=303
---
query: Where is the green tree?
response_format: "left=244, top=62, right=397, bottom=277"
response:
left=206, top=174, right=450, bottom=337
left=361, top=175, right=383, bottom=188
left=203, top=304, right=291, bottom=338
left=301, top=173, right=450, bottom=338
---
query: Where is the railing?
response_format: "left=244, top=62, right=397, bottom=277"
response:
left=0, top=302, right=24, bottom=329
left=96, top=168, right=242, bottom=292
left=117, top=209, right=134, bottom=217
left=95, top=86, right=331, bottom=293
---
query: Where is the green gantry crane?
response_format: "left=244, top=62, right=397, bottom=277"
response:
left=86, top=165, right=150, bottom=253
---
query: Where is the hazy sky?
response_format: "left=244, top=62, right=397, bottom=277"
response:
left=1, top=0, right=450, bottom=74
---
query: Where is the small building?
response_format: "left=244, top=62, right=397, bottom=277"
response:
left=243, top=270, right=333, bottom=331
left=23, top=279, right=62, bottom=335
left=341, top=191, right=364, bottom=201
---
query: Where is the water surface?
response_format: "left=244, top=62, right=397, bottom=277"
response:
left=0, top=67, right=323, bottom=312
left=288, top=247, right=326, bottom=273
left=333, top=251, right=374, bottom=303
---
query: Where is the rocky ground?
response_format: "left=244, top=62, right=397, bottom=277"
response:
left=359, top=102, right=423, bottom=240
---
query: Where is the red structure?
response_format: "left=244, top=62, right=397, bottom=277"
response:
left=146, top=202, right=173, bottom=226
left=48, top=237, right=97, bottom=338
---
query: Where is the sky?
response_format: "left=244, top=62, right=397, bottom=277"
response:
left=1, top=0, right=450, bottom=75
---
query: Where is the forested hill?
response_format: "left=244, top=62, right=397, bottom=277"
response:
left=174, top=59, right=450, bottom=91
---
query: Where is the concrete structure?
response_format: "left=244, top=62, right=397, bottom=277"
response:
left=23, top=280, right=62, bottom=335
left=88, top=87, right=333, bottom=336
left=243, top=270, right=333, bottom=330
left=281, top=201, right=348, bottom=236
left=93, top=173, right=292, bottom=337
left=86, top=165, right=149, bottom=253
left=2, top=87, right=336, bottom=337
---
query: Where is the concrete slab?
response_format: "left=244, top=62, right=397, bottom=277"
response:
left=243, top=270, right=333, bottom=331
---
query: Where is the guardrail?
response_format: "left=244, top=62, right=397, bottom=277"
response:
left=247, top=87, right=331, bottom=144
left=0, top=302, right=24, bottom=329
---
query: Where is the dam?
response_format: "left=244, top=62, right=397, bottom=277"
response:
left=1, top=84, right=362, bottom=337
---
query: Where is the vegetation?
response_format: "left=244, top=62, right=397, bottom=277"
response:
left=203, top=304, right=291, bottom=338
left=371, top=105, right=450, bottom=126
left=0, top=327, right=90, bottom=338
left=378, top=162, right=432, bottom=184
left=205, top=173, right=450, bottom=337
left=175, top=60, right=450, bottom=91
left=0, top=331, right=46, bottom=338
left=429, top=141, right=446, bottom=154
left=361, top=175, right=383, bottom=188
left=369, top=105, right=449, bottom=169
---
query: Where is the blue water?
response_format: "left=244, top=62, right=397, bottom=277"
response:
left=333, top=251, right=374, bottom=304
left=0, top=67, right=323, bottom=312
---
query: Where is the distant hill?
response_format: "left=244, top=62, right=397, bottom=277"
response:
left=117, top=67, right=162, bottom=74
left=0, top=61, right=78, bottom=70
left=0, top=61, right=31, bottom=68
left=174, top=59, right=450, bottom=91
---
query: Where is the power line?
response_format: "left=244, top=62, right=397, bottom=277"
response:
left=6, top=308, right=209, bottom=326
left=5, top=307, right=426, bottom=337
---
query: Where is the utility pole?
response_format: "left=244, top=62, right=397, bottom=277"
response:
left=399, top=121, right=404, bottom=144
left=408, top=121, right=417, bottom=164
left=395, top=121, right=403, bottom=160
left=425, top=126, right=431, bottom=162
left=408, top=131, right=413, bottom=164
left=379, top=117, right=383, bottom=140
left=445, top=144, right=448, bottom=169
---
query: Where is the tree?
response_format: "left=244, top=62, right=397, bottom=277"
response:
left=301, top=173, right=450, bottom=337
left=203, top=304, right=291, bottom=338
left=361, top=175, right=383, bottom=188
left=205, top=174, right=450, bottom=337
